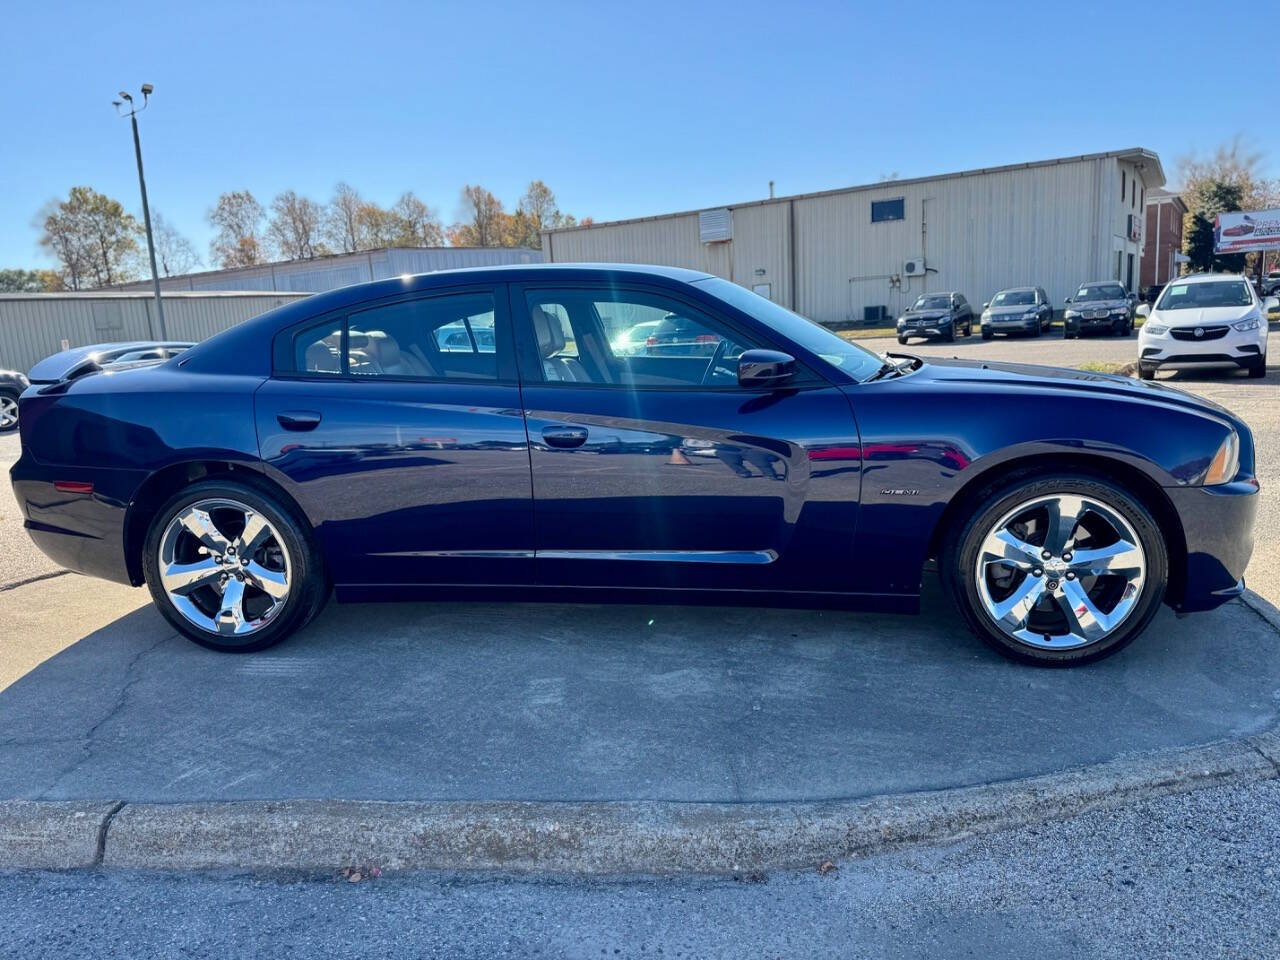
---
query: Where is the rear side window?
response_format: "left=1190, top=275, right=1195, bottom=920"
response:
left=295, top=319, right=343, bottom=375
left=349, top=292, right=500, bottom=380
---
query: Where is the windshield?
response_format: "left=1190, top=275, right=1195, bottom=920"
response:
left=1156, top=280, right=1253, bottom=310
left=912, top=295, right=951, bottom=310
left=991, top=290, right=1035, bottom=306
left=695, top=277, right=884, bottom=382
left=1074, top=284, right=1126, bottom=302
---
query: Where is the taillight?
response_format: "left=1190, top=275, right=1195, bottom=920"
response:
left=694, top=334, right=719, bottom=343
left=645, top=336, right=659, bottom=346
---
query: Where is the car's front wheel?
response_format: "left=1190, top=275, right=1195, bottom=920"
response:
left=1248, top=353, right=1266, bottom=379
left=943, top=474, right=1167, bottom=665
left=0, top=390, right=18, bottom=433
left=142, top=479, right=328, bottom=652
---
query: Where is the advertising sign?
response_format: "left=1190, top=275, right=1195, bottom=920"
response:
left=1214, top=209, right=1280, bottom=255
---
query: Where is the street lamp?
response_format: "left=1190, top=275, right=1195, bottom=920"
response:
left=113, top=84, right=166, bottom=340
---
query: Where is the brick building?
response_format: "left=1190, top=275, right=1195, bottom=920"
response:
left=1141, top=188, right=1187, bottom=290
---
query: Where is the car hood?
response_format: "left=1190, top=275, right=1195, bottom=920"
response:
left=1151, top=306, right=1254, bottom=327
left=910, top=356, right=1236, bottom=421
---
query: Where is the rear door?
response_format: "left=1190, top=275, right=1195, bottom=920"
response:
left=255, top=284, right=535, bottom=588
left=510, top=280, right=862, bottom=594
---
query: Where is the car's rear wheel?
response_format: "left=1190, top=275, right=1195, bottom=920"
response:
left=943, top=474, right=1167, bottom=665
left=0, top=390, right=18, bottom=433
left=142, top=479, right=328, bottom=652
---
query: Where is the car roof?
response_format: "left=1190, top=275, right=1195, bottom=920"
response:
left=1078, top=280, right=1126, bottom=286
left=993, top=286, right=1037, bottom=293
left=1169, top=273, right=1249, bottom=285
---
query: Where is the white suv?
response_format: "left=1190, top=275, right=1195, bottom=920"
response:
left=1136, top=274, right=1273, bottom=380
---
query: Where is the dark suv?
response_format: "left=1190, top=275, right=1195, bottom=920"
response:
left=1062, top=281, right=1133, bottom=338
left=896, top=292, right=974, bottom=343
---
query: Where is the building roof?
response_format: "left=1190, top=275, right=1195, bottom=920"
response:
left=542, top=148, right=1166, bottom=236
left=1145, top=187, right=1187, bottom=212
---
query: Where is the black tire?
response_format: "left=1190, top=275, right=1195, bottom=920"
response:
left=897, top=335, right=908, bottom=345
left=1064, top=330, right=1076, bottom=340
left=0, top=389, right=18, bottom=434
left=141, top=478, right=329, bottom=652
left=1032, top=322, right=1042, bottom=338
left=941, top=473, right=1168, bottom=666
left=1248, top=354, right=1266, bottom=379
left=981, top=328, right=993, bottom=341
left=1138, top=363, right=1156, bottom=381
left=943, top=327, right=955, bottom=343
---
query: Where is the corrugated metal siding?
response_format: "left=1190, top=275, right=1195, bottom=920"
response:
left=0, top=293, right=309, bottom=374
left=545, top=156, right=1138, bottom=326
left=129, top=247, right=544, bottom=294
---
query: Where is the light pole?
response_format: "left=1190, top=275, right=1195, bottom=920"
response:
left=113, top=84, right=166, bottom=340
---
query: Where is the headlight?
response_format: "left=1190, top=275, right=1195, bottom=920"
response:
left=981, top=311, right=991, bottom=321
left=1232, top=317, right=1261, bottom=332
left=1111, top=308, right=1129, bottom=316
left=1142, top=322, right=1168, bottom=336
left=1023, top=310, right=1039, bottom=320
left=1204, top=431, right=1240, bottom=486
left=1064, top=309, right=1080, bottom=319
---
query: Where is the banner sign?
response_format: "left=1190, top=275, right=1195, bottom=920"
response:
left=1214, top=209, right=1280, bottom=255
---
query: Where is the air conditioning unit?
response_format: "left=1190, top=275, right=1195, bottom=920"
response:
left=903, top=258, right=926, bottom=277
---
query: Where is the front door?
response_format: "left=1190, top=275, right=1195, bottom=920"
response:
left=255, top=284, right=535, bottom=587
left=510, top=281, right=862, bottom=595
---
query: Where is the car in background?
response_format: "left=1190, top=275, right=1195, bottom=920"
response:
left=896, top=292, right=974, bottom=343
left=979, top=287, right=1052, bottom=339
left=1062, top=282, right=1133, bottom=338
left=643, top=313, right=724, bottom=356
left=436, top=322, right=496, bottom=353
left=610, top=320, right=661, bottom=356
left=1136, top=273, right=1272, bottom=380
left=0, top=368, right=28, bottom=433
left=1261, top=271, right=1280, bottom=297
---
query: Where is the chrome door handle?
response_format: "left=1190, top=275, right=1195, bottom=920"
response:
left=541, top=426, right=588, bottom=449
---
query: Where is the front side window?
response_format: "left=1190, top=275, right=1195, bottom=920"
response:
left=1156, top=281, right=1253, bottom=310
left=521, top=287, right=763, bottom=388
left=348, top=291, right=502, bottom=380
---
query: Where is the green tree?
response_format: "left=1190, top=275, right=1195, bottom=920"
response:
left=1182, top=180, right=1247, bottom=273
left=0, top=268, right=62, bottom=292
left=38, top=186, right=140, bottom=288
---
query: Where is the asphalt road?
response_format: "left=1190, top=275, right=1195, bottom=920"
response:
left=3, top=779, right=1277, bottom=959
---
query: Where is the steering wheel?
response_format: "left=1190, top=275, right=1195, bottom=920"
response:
left=700, top=338, right=735, bottom=386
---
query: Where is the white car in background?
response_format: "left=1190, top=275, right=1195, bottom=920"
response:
left=1136, top=274, right=1272, bottom=380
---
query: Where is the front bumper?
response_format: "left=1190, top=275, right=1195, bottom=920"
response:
left=1065, top=312, right=1128, bottom=333
left=983, top=317, right=1038, bottom=333
left=1139, top=326, right=1266, bottom=369
left=897, top=319, right=953, bottom=339
left=1165, top=479, right=1259, bottom=613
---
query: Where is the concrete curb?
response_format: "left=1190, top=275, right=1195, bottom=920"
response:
left=0, top=732, right=1258, bottom=875
left=1240, top=588, right=1280, bottom=633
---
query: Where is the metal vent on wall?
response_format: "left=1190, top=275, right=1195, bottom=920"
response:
left=699, top=208, right=733, bottom=243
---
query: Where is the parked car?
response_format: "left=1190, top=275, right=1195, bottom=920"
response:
left=1136, top=273, right=1272, bottom=380
left=896, top=292, right=974, bottom=343
left=1062, top=282, right=1133, bottom=338
left=1260, top=271, right=1280, bottom=297
left=979, top=287, right=1052, bottom=339
left=0, top=368, right=28, bottom=433
left=10, top=265, right=1257, bottom=666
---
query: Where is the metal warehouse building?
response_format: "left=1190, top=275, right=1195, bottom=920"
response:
left=0, top=291, right=310, bottom=373
left=541, top=148, right=1162, bottom=326
left=119, top=245, right=543, bottom=294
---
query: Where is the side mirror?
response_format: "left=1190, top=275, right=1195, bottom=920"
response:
left=982, top=302, right=989, bottom=309
left=1064, top=297, right=1072, bottom=304
left=1266, top=296, right=1279, bottom=313
left=738, top=349, right=796, bottom=389
left=1136, top=304, right=1151, bottom=319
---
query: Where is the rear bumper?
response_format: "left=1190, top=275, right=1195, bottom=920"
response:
left=1165, top=479, right=1259, bottom=613
left=10, top=457, right=139, bottom=586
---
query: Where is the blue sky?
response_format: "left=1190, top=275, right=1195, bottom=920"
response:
left=3, top=0, right=1276, bottom=270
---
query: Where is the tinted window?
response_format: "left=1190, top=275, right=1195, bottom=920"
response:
left=913, top=295, right=951, bottom=310
left=992, top=290, right=1035, bottom=306
left=522, top=288, right=760, bottom=388
left=348, top=291, right=502, bottom=380
left=1156, top=281, right=1253, bottom=310
left=1074, top=283, right=1126, bottom=301
left=295, top=319, right=343, bottom=375
left=871, top=198, right=905, bottom=223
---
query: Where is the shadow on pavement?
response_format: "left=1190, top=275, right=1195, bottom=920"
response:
left=1, top=581, right=1277, bottom=806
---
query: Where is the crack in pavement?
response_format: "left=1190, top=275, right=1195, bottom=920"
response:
left=36, top=632, right=177, bottom=800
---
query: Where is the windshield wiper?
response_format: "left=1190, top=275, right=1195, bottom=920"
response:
left=865, top=354, right=914, bottom=382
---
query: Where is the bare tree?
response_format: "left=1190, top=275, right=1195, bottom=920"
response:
left=391, top=191, right=444, bottom=246
left=151, top=212, right=201, bottom=277
left=324, top=182, right=365, bottom=253
left=268, top=190, right=324, bottom=260
left=448, top=185, right=506, bottom=247
left=208, top=191, right=267, bottom=268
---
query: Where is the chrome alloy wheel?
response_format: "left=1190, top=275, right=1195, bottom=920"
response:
left=0, top=395, right=17, bottom=430
left=157, top=498, right=292, bottom=636
left=974, top=494, right=1146, bottom=651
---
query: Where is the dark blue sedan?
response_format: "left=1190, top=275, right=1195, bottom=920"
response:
left=10, top=265, right=1258, bottom=665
